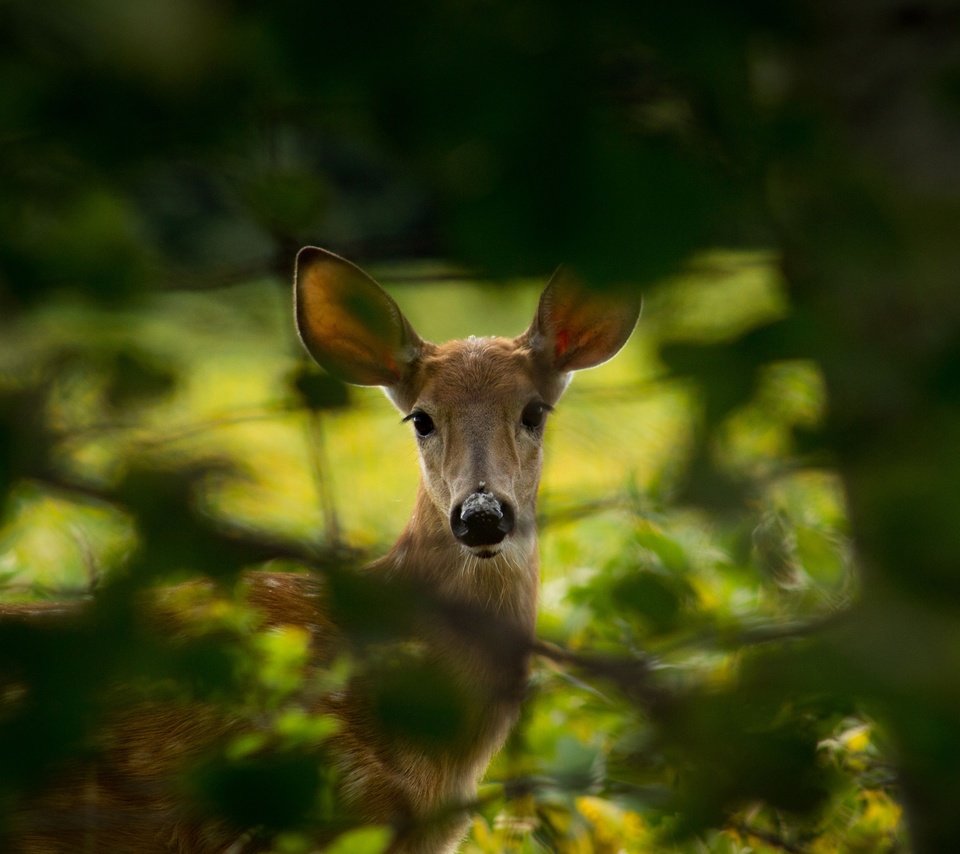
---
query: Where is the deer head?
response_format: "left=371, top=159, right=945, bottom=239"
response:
left=294, top=247, right=639, bottom=568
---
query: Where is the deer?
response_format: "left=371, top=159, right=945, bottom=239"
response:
left=2, top=247, right=639, bottom=853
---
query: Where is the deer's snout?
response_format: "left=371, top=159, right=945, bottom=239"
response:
left=450, top=490, right=515, bottom=548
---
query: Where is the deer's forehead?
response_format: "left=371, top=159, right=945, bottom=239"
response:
left=417, top=337, right=538, bottom=407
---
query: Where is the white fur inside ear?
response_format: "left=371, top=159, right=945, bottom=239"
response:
left=382, top=386, right=407, bottom=412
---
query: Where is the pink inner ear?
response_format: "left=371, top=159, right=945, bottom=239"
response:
left=554, top=329, right=570, bottom=361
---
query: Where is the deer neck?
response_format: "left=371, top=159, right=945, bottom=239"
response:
left=380, top=485, right=539, bottom=632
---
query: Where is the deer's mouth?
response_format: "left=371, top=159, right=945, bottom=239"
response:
left=474, top=548, right=499, bottom=560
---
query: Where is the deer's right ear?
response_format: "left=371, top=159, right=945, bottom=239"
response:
left=525, top=266, right=640, bottom=374
left=295, top=247, right=422, bottom=387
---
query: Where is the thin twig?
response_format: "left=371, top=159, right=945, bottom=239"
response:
left=532, top=638, right=666, bottom=710
left=654, top=611, right=847, bottom=656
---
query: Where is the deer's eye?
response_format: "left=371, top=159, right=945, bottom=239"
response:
left=406, top=410, right=435, bottom=437
left=521, top=401, right=549, bottom=431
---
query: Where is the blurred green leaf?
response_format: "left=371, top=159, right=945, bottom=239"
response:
left=103, top=349, right=177, bottom=409
left=187, top=748, right=327, bottom=833
left=291, top=365, right=351, bottom=412
left=366, top=654, right=470, bottom=753
left=323, top=825, right=391, bottom=854
left=612, top=573, right=683, bottom=634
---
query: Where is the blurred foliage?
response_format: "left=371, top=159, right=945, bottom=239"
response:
left=3, top=0, right=959, bottom=850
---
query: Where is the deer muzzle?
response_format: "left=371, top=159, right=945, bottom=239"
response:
left=450, top=490, right=515, bottom=548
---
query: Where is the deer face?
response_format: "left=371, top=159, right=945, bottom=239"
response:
left=294, top=247, right=639, bottom=559
left=399, top=337, right=551, bottom=558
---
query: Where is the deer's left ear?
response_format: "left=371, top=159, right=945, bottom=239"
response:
left=524, top=267, right=640, bottom=373
left=294, top=246, right=423, bottom=388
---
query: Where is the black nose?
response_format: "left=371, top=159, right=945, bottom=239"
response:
left=450, top=491, right=515, bottom=547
